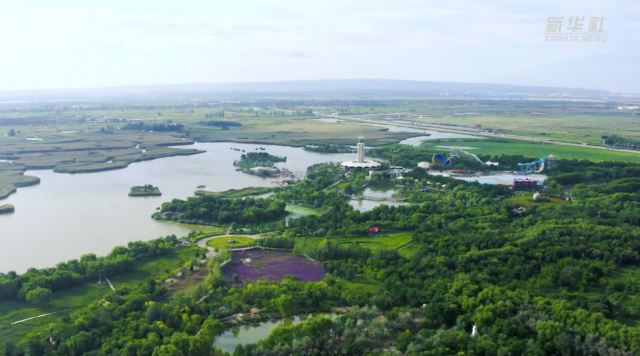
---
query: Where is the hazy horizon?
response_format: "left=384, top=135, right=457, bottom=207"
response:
left=0, top=0, right=638, bottom=93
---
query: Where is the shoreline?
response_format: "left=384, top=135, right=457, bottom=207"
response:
left=0, top=148, right=204, bottom=200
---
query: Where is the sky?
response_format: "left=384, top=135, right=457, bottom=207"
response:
left=0, top=0, right=638, bottom=93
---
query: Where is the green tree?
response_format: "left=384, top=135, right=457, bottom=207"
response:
left=7, top=129, right=15, bottom=137
left=152, top=344, right=183, bottom=356
left=275, top=294, right=294, bottom=317
left=25, top=287, right=52, bottom=306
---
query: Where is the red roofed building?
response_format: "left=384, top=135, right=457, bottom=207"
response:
left=369, top=227, right=379, bottom=234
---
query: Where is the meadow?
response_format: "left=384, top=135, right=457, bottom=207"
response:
left=425, top=138, right=640, bottom=163
left=206, top=235, right=257, bottom=249
left=187, top=119, right=417, bottom=147
left=306, top=232, right=415, bottom=253
left=409, top=113, right=640, bottom=144
left=336, top=275, right=383, bottom=294
left=195, top=187, right=273, bottom=199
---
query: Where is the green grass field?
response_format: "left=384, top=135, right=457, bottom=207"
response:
left=409, top=113, right=640, bottom=144
left=398, top=242, right=422, bottom=257
left=0, top=245, right=200, bottom=345
left=205, top=235, right=257, bottom=249
left=426, top=139, right=640, bottom=163
left=336, top=276, right=383, bottom=294
left=307, top=232, right=414, bottom=252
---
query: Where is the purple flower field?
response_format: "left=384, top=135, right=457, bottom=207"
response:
left=223, top=249, right=326, bottom=284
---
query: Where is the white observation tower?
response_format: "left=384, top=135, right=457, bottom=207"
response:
left=357, top=136, right=365, bottom=163
left=340, top=136, right=381, bottom=169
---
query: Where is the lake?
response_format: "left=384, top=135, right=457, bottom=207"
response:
left=1, top=135, right=433, bottom=273
left=214, top=313, right=335, bottom=353
left=0, top=142, right=361, bottom=273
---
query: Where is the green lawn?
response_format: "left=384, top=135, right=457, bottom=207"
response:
left=337, top=276, right=383, bottom=294
left=398, top=242, right=422, bottom=257
left=0, top=245, right=200, bottom=345
left=307, top=232, right=414, bottom=252
left=428, top=139, right=640, bottom=163
left=285, top=204, right=321, bottom=216
left=205, top=235, right=257, bottom=249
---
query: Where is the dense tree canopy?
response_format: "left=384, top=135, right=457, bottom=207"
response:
left=3, top=157, right=640, bottom=355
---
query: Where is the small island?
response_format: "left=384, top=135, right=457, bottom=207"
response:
left=129, top=184, right=161, bottom=196
left=0, top=204, right=15, bottom=214
left=303, top=143, right=356, bottom=154
left=233, top=152, right=287, bottom=169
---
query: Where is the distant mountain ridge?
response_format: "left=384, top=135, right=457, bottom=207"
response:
left=0, top=79, right=609, bottom=101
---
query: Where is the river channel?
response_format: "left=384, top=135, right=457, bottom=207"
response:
left=1, top=125, right=478, bottom=273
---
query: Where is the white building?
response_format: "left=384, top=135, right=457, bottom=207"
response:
left=340, top=136, right=381, bottom=169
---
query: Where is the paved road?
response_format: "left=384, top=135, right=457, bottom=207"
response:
left=328, top=114, right=640, bottom=155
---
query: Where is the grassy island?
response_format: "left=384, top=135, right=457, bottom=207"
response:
left=303, top=143, right=355, bottom=154
left=128, top=184, right=161, bottom=196
left=194, top=186, right=272, bottom=198
left=0, top=204, right=15, bottom=214
left=233, top=151, right=286, bottom=169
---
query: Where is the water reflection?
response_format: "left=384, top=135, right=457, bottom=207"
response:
left=214, top=314, right=334, bottom=353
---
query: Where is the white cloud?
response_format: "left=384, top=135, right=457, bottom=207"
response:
left=0, top=0, right=637, bottom=92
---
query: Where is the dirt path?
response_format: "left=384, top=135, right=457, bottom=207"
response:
left=10, top=309, right=73, bottom=325
left=104, top=277, right=115, bottom=291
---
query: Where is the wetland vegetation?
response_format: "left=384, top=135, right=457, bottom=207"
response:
left=129, top=184, right=162, bottom=196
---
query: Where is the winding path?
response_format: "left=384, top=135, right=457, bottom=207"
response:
left=197, top=233, right=269, bottom=259
left=10, top=309, right=73, bottom=325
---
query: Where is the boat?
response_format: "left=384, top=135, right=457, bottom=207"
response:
left=197, top=185, right=205, bottom=189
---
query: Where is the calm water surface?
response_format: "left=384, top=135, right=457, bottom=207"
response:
left=214, top=314, right=334, bottom=353
left=348, top=187, right=408, bottom=212
left=0, top=143, right=359, bottom=273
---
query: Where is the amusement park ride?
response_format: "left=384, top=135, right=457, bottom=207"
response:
left=515, top=155, right=557, bottom=174
left=432, top=146, right=484, bottom=166
left=432, top=146, right=557, bottom=174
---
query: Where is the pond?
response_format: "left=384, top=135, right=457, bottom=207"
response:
left=214, top=313, right=335, bottom=353
left=348, top=186, right=408, bottom=212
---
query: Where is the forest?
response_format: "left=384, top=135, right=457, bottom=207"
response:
left=153, top=195, right=288, bottom=226
left=2, top=157, right=640, bottom=355
left=0, top=236, right=178, bottom=305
